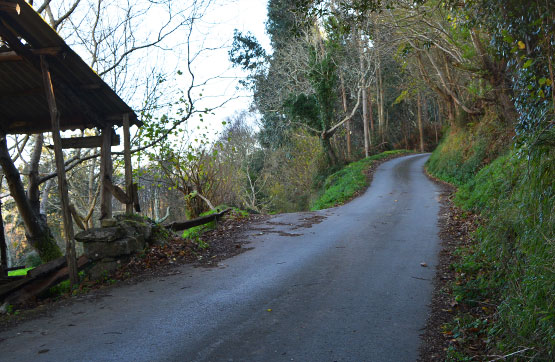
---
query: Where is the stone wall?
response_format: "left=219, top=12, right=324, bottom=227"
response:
left=75, top=215, right=155, bottom=280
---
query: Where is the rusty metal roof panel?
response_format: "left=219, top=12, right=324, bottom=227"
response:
left=0, top=0, right=140, bottom=135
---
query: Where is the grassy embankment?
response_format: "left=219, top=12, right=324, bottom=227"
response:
left=311, top=150, right=412, bottom=210
left=427, top=123, right=554, bottom=360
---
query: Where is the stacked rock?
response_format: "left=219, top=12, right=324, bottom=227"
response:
left=75, top=215, right=153, bottom=280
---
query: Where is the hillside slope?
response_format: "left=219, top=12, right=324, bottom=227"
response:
left=426, top=126, right=554, bottom=360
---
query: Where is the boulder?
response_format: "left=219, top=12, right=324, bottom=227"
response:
left=119, top=220, right=152, bottom=244
left=75, top=226, right=125, bottom=243
left=87, top=258, right=121, bottom=281
left=101, top=219, right=117, bottom=228
left=83, top=237, right=145, bottom=260
left=115, top=215, right=153, bottom=243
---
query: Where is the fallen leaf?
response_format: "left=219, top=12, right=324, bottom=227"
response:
left=267, top=308, right=272, bottom=312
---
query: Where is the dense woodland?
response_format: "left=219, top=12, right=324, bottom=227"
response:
left=0, top=0, right=553, bottom=359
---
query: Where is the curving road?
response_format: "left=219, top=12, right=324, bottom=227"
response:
left=0, top=154, right=441, bottom=362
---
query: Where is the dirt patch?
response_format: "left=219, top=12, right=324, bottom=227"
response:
left=292, top=214, right=326, bottom=229
left=249, top=227, right=303, bottom=237
left=0, top=212, right=268, bottom=332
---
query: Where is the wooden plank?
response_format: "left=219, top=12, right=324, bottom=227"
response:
left=0, top=276, right=25, bottom=285
left=0, top=47, right=61, bottom=62
left=166, top=209, right=231, bottom=232
left=68, top=204, right=87, bottom=231
left=0, top=278, right=29, bottom=300
left=4, top=256, right=89, bottom=306
left=26, top=256, right=65, bottom=279
left=40, top=56, right=78, bottom=285
left=99, top=126, right=113, bottom=219
left=105, top=180, right=131, bottom=204
left=45, top=135, right=120, bottom=149
left=132, top=183, right=141, bottom=212
left=122, top=113, right=133, bottom=214
left=62, top=136, right=102, bottom=148
left=0, top=2, right=20, bottom=14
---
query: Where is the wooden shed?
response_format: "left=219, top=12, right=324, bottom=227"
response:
left=0, top=0, right=141, bottom=282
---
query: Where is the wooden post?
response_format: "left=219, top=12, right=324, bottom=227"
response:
left=0, top=197, right=7, bottom=278
left=100, top=126, right=113, bottom=219
left=122, top=113, right=133, bottom=214
left=40, top=56, right=78, bottom=285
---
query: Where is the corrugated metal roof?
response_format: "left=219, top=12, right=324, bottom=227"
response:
left=0, top=0, right=140, bottom=134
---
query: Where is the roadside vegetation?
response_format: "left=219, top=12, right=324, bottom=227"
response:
left=428, top=139, right=554, bottom=360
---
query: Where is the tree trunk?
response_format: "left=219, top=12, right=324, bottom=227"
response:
left=321, top=134, right=338, bottom=167
left=339, top=72, right=351, bottom=160
left=362, top=86, right=369, bottom=157
left=357, top=29, right=370, bottom=158
left=470, top=30, right=517, bottom=124
left=27, top=134, right=44, bottom=215
left=417, top=92, right=425, bottom=152
left=368, top=89, right=375, bottom=145
left=376, top=55, right=385, bottom=140
left=0, top=135, right=62, bottom=262
left=0, top=198, right=7, bottom=277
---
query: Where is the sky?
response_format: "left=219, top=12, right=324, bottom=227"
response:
left=180, top=0, right=271, bottom=138
left=53, top=0, right=271, bottom=143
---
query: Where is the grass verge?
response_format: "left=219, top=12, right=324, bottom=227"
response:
left=310, top=150, right=412, bottom=210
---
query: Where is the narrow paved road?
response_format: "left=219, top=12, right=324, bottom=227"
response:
left=0, top=154, right=441, bottom=362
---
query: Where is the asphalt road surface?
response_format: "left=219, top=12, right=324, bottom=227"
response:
left=0, top=154, right=441, bottom=362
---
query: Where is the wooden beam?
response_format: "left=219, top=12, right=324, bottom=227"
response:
left=45, top=134, right=120, bottom=149
left=99, top=126, right=113, bottom=220
left=40, top=56, right=78, bottom=285
left=0, top=47, right=62, bottom=62
left=3, top=256, right=89, bottom=306
left=68, top=204, right=86, bottom=231
left=132, top=183, right=141, bottom=212
left=0, top=2, right=20, bottom=14
left=166, top=209, right=231, bottom=232
left=122, top=113, right=133, bottom=214
left=105, top=180, right=131, bottom=204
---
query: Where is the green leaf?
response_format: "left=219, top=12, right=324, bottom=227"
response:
left=523, top=59, right=533, bottom=69
left=393, top=90, right=408, bottom=105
